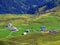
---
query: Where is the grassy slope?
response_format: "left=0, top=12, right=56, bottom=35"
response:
left=0, top=32, right=60, bottom=45
left=0, top=12, right=60, bottom=45
left=0, top=12, right=60, bottom=38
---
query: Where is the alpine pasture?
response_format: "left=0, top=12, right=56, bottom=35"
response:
left=0, top=12, right=60, bottom=45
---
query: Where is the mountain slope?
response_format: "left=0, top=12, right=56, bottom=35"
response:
left=35, top=0, right=60, bottom=14
left=0, top=0, right=60, bottom=14
left=0, top=12, right=60, bottom=39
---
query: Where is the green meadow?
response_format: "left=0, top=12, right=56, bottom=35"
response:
left=0, top=12, right=60, bottom=45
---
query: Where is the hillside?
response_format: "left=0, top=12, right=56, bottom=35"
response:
left=0, top=12, right=60, bottom=45
left=0, top=0, right=60, bottom=14
left=0, top=12, right=60, bottom=38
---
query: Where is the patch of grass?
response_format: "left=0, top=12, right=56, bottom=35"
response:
left=7, top=33, right=60, bottom=45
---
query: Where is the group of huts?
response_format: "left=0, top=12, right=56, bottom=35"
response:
left=7, top=23, right=57, bottom=35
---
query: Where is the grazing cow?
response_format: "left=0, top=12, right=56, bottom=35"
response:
left=22, top=32, right=27, bottom=35
left=25, top=29, right=30, bottom=33
left=49, top=30, right=57, bottom=34
left=40, top=26, right=46, bottom=32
